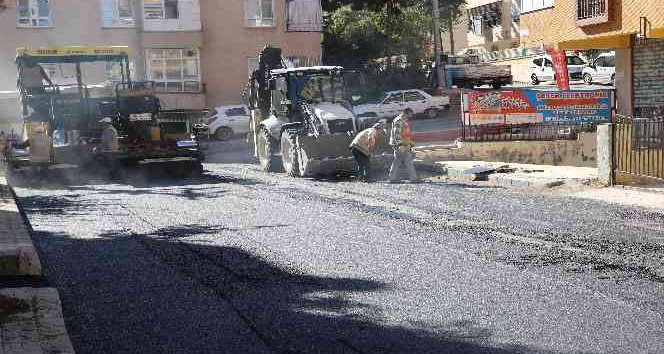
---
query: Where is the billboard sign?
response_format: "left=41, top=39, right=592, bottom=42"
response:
left=465, top=90, right=613, bottom=125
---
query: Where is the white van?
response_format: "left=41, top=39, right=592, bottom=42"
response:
left=582, top=51, right=615, bottom=85
left=528, top=54, right=587, bottom=85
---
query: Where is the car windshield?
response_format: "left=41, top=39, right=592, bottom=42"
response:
left=298, top=73, right=344, bottom=103
left=567, top=56, right=586, bottom=65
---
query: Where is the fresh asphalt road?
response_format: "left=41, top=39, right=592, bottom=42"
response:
left=13, top=145, right=664, bottom=353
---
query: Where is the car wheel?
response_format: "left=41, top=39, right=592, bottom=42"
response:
left=425, top=108, right=439, bottom=119
left=531, top=74, right=539, bottom=85
left=583, top=73, right=593, bottom=85
left=492, top=83, right=502, bottom=90
left=214, top=127, right=233, bottom=141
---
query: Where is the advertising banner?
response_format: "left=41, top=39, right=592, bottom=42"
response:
left=547, top=48, right=571, bottom=90
left=466, top=90, right=613, bottom=125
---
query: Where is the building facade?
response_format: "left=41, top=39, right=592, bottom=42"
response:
left=442, top=0, right=521, bottom=56
left=520, top=0, right=664, bottom=116
left=0, top=0, right=322, bottom=133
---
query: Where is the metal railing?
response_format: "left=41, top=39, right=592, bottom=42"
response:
left=462, top=122, right=599, bottom=142
left=577, top=0, right=607, bottom=20
left=614, top=117, right=664, bottom=181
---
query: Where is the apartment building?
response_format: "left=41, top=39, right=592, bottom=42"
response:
left=0, top=0, right=322, bottom=132
left=520, top=0, right=664, bottom=116
left=442, top=0, right=521, bottom=57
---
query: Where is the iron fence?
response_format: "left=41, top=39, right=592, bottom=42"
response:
left=462, top=122, right=599, bottom=142
left=614, top=116, right=664, bottom=181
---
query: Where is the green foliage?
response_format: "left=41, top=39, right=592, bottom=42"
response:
left=322, top=0, right=466, bottom=67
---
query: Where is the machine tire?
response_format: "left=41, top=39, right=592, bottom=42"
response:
left=257, top=128, right=282, bottom=172
left=531, top=74, right=540, bottom=85
left=281, top=131, right=300, bottom=177
left=583, top=73, right=593, bottom=85
left=214, top=127, right=233, bottom=141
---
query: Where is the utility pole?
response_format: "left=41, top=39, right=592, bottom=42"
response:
left=432, top=0, right=445, bottom=95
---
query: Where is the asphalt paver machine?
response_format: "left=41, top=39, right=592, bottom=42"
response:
left=9, top=46, right=203, bottom=179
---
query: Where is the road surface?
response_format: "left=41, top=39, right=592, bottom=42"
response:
left=13, top=154, right=664, bottom=353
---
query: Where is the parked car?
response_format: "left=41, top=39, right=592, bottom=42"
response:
left=207, top=105, right=250, bottom=140
left=353, top=89, right=450, bottom=124
left=582, top=51, right=615, bottom=85
left=529, top=54, right=587, bottom=84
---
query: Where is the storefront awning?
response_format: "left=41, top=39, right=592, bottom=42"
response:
left=558, top=34, right=632, bottom=50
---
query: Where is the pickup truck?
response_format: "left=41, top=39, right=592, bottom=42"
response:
left=353, top=89, right=450, bottom=125
left=435, top=56, right=513, bottom=89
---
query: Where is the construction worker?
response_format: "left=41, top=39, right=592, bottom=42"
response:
left=389, top=108, right=418, bottom=183
left=29, top=125, right=51, bottom=181
left=98, top=117, right=120, bottom=180
left=100, top=117, right=119, bottom=153
left=349, top=122, right=387, bottom=182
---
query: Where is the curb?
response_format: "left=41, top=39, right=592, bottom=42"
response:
left=0, top=178, right=77, bottom=353
left=0, top=181, right=42, bottom=277
left=0, top=287, right=76, bottom=354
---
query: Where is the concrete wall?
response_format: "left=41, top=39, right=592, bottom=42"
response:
left=199, top=0, right=322, bottom=107
left=418, top=132, right=598, bottom=168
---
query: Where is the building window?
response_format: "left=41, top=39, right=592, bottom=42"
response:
left=144, top=0, right=178, bottom=19
left=467, top=2, right=501, bottom=33
left=521, top=0, right=554, bottom=14
left=147, top=49, right=200, bottom=92
left=17, top=0, right=51, bottom=27
left=285, top=56, right=318, bottom=68
left=287, top=0, right=322, bottom=32
left=245, top=0, right=274, bottom=27
left=576, top=0, right=609, bottom=26
left=101, top=0, right=135, bottom=27
left=247, top=57, right=259, bottom=77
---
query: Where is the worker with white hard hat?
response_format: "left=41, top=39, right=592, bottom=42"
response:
left=99, top=117, right=119, bottom=153
left=28, top=124, right=51, bottom=182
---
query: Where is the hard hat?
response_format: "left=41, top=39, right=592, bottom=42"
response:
left=99, top=117, right=113, bottom=123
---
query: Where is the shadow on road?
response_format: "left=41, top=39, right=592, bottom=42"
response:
left=25, top=219, right=560, bottom=353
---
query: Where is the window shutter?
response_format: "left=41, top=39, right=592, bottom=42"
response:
left=100, top=0, right=115, bottom=26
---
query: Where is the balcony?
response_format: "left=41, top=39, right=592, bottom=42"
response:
left=576, top=0, right=610, bottom=27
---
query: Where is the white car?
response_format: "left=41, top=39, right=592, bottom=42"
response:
left=529, top=54, right=587, bottom=85
left=207, top=105, right=250, bottom=140
left=353, top=89, right=451, bottom=121
left=582, top=51, right=615, bottom=85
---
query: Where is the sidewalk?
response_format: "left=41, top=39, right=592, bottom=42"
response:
left=417, top=160, right=599, bottom=188
left=413, top=160, right=664, bottom=211
left=0, top=176, right=75, bottom=354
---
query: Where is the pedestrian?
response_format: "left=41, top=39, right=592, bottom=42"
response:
left=349, top=122, right=387, bottom=182
left=388, top=108, right=418, bottom=183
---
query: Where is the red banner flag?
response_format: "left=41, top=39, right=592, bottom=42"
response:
left=547, top=48, right=570, bottom=90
